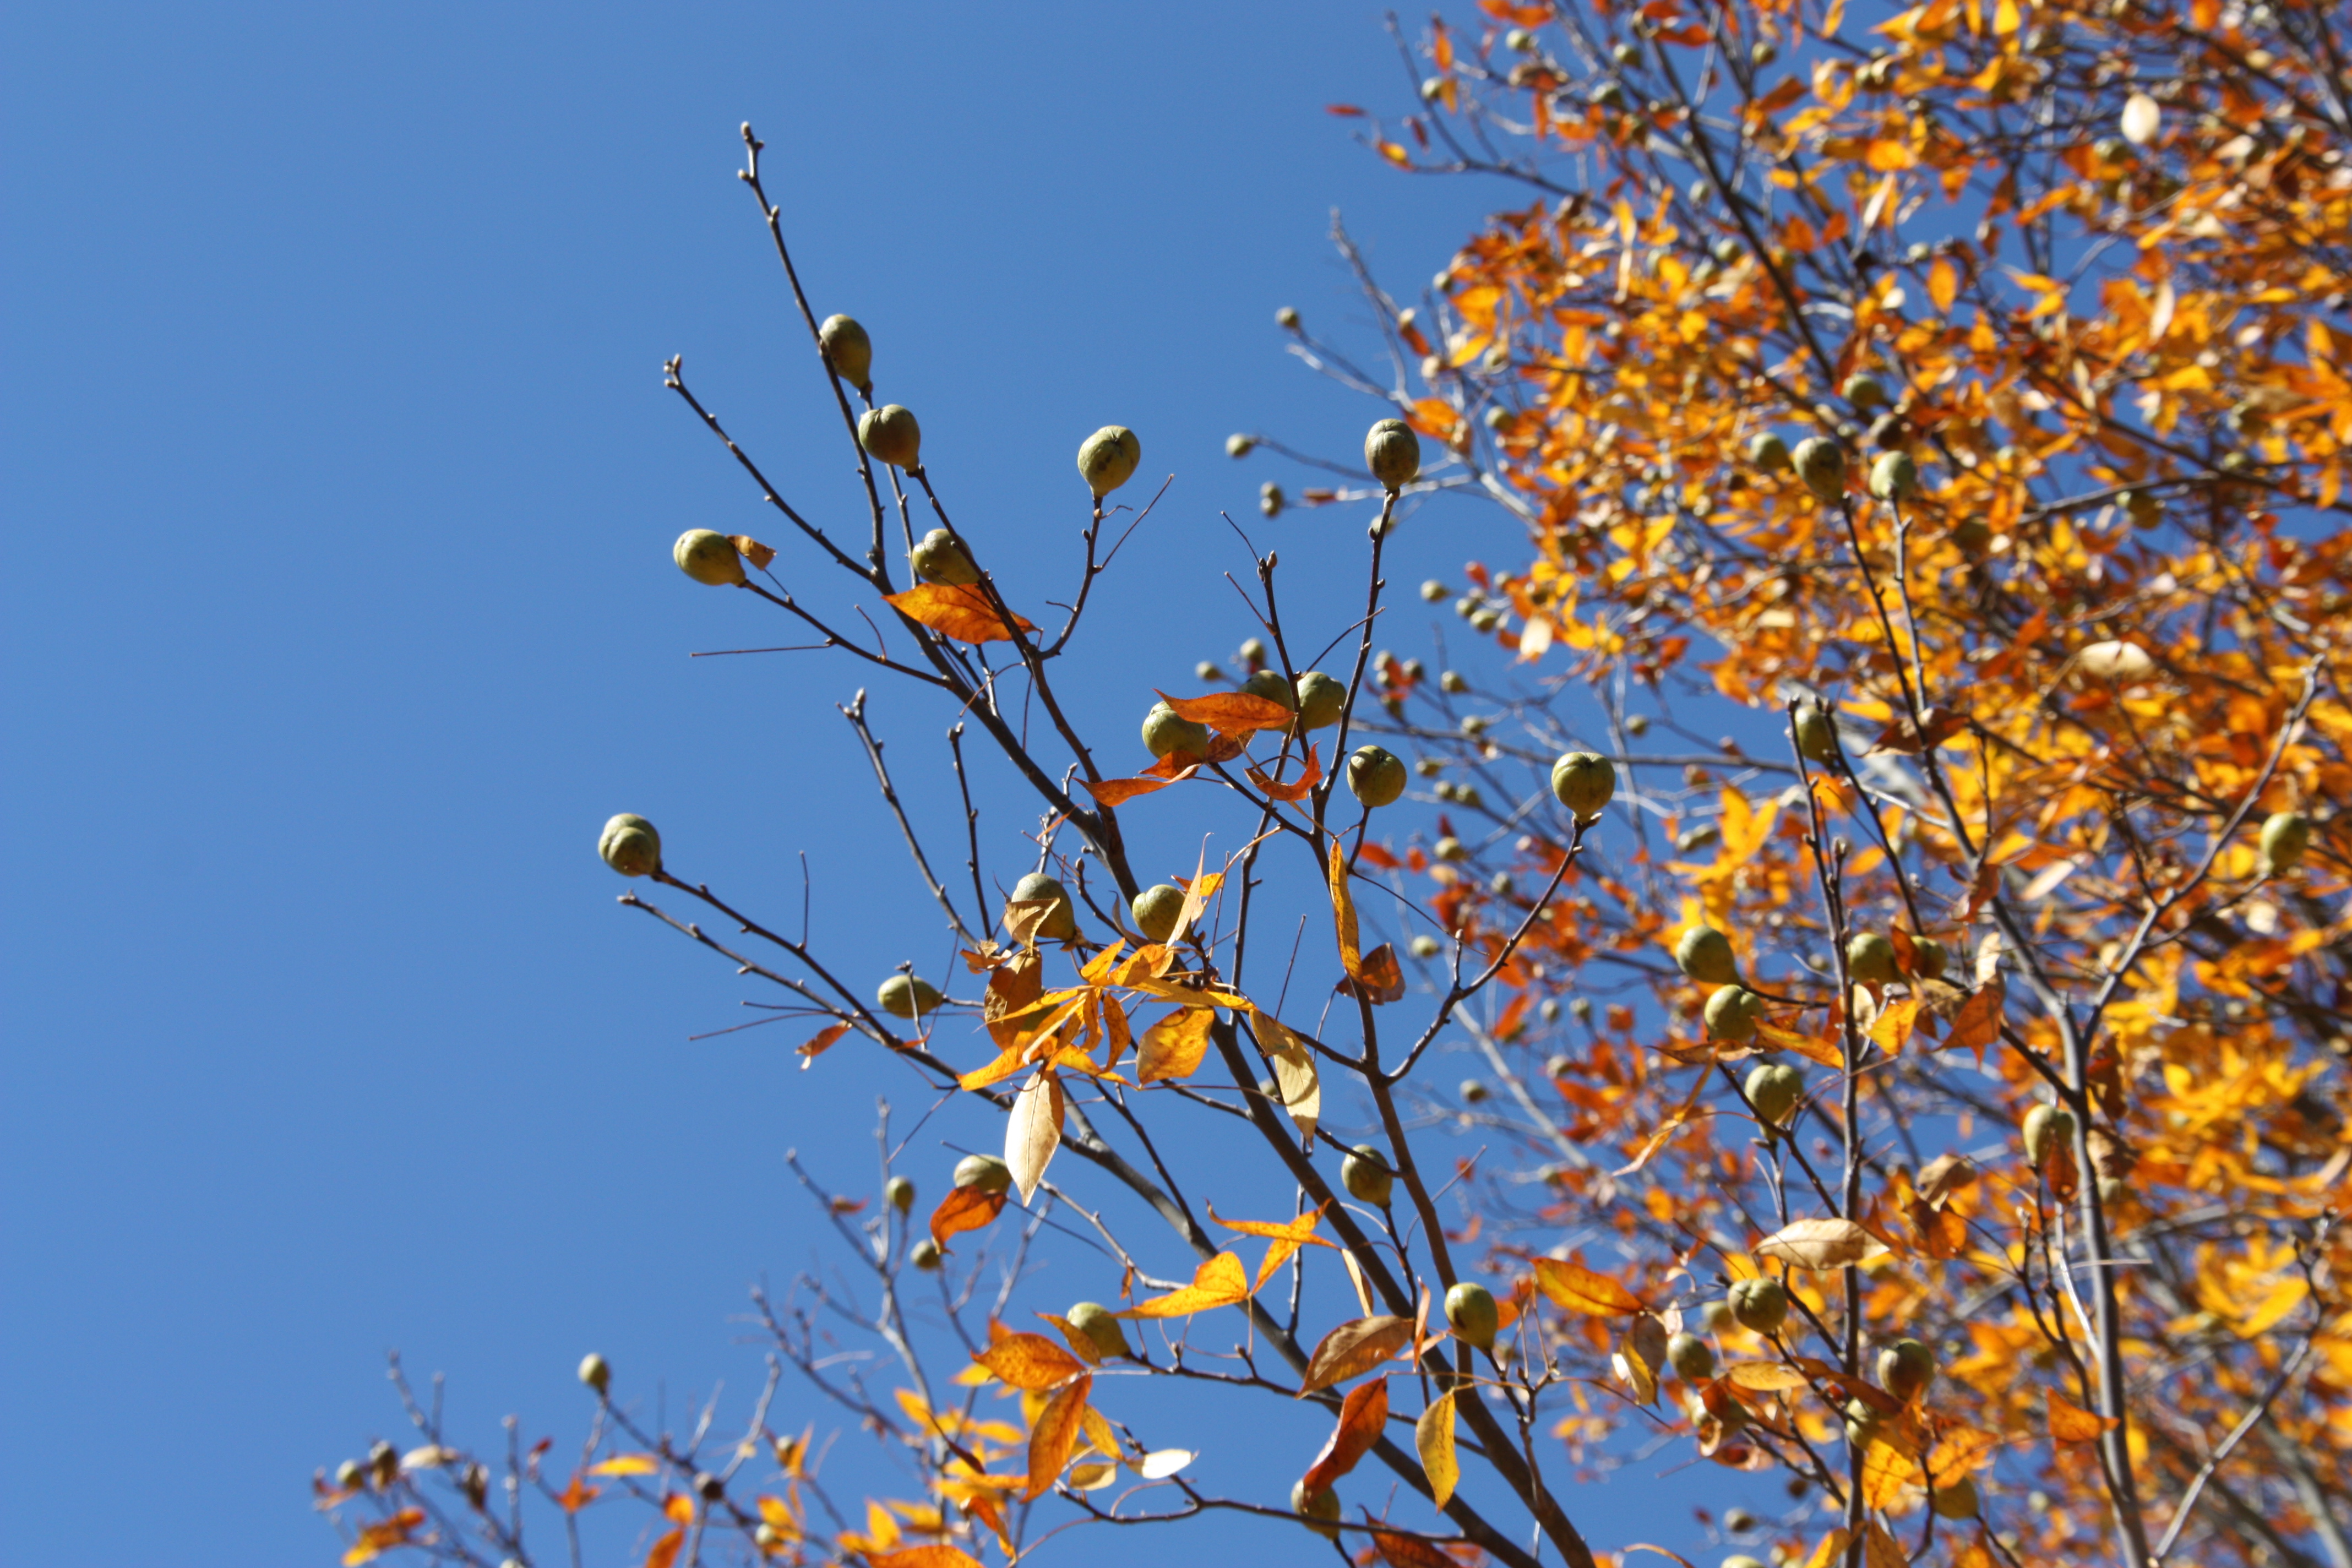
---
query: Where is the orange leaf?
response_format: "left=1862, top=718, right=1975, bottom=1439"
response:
left=730, top=535, right=776, bottom=570
left=1946, top=978, right=2005, bottom=1059
left=661, top=1493, right=694, bottom=1525
left=1868, top=998, right=1920, bottom=1055
left=1247, top=744, right=1324, bottom=803
left=869, top=1550, right=985, bottom=1568
left=644, top=1528, right=685, bottom=1568
left=1137, top=1006, right=1215, bottom=1083
left=798, top=1022, right=849, bottom=1066
left=1118, top=1251, right=1252, bottom=1318
left=1371, top=1527, right=1457, bottom=1568
left=1157, top=689, right=1298, bottom=736
left=1302, top=1375, right=1390, bottom=1491
left=342, top=1510, right=426, bottom=1566
left=1298, top=1315, right=1414, bottom=1394
left=1378, top=140, right=1411, bottom=166
left=883, top=584, right=1034, bottom=644
left=1928, top=258, right=1959, bottom=313
left=1328, top=836, right=1362, bottom=978
left=1534, top=1257, right=1646, bottom=1315
left=2046, top=1389, right=2119, bottom=1444
left=1338, top=943, right=1407, bottom=1004
left=1081, top=774, right=1175, bottom=807
left=928, top=1185, right=1006, bottom=1248
left=555, top=1475, right=600, bottom=1513
left=1023, top=1375, right=1091, bottom=1499
left=974, top=1333, right=1086, bottom=1391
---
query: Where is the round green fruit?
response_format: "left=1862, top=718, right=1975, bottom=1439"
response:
left=1259, top=483, right=1284, bottom=518
left=1878, top=1337, right=1936, bottom=1401
left=1844, top=1396, right=1882, bottom=1447
left=674, top=528, right=746, bottom=586
left=1550, top=751, right=1617, bottom=822
left=1794, top=701, right=1838, bottom=765
left=2022, top=1102, right=2075, bottom=1167
left=1409, top=934, right=1441, bottom=959
left=1747, top=432, right=1790, bottom=471
left=578, top=1353, right=612, bottom=1395
left=1445, top=1281, right=1500, bottom=1351
left=1077, top=425, right=1142, bottom=497
left=1239, top=668, right=1297, bottom=711
left=1869, top=450, right=1919, bottom=500
left=1295, top=671, right=1347, bottom=731
left=910, top=1238, right=943, bottom=1271
left=1365, top=418, right=1422, bottom=492
left=1697, top=1298, right=1735, bottom=1333
left=1141, top=701, right=1211, bottom=760
left=1226, top=433, right=1255, bottom=458
left=1460, top=1077, right=1490, bottom=1103
left=1067, top=1301, right=1129, bottom=1359
left=1729, top=1275, right=1789, bottom=1334
left=1007, top=872, right=1078, bottom=942
left=1675, top=925, right=1738, bottom=985
left=954, top=1153, right=1012, bottom=1194
left=2119, top=488, right=2160, bottom=529
left=817, top=314, right=872, bottom=390
left=885, top=1175, right=914, bottom=1213
left=876, top=974, right=943, bottom=1020
left=1132, top=883, right=1186, bottom=943
left=1704, top=985, right=1765, bottom=1042
left=1909, top=936, right=1949, bottom=980
left=1723, top=1556, right=1768, bottom=1568
left=1348, top=745, right=1407, bottom=808
left=2261, top=810, right=2311, bottom=873
left=1667, top=1331, right=1716, bottom=1380
left=599, top=813, right=662, bottom=878
left=1745, top=1063, right=1804, bottom=1128
left=857, top=404, right=922, bottom=469
left=1291, top=1480, right=1341, bottom=1538
left=1341, top=1144, right=1395, bottom=1206
left=908, top=526, right=979, bottom=586
left=1843, top=372, right=1891, bottom=411
left=1931, top=1477, right=1980, bottom=1520
left=1792, top=436, right=1847, bottom=500
left=1847, top=932, right=1899, bottom=985
left=1277, top=307, right=1302, bottom=331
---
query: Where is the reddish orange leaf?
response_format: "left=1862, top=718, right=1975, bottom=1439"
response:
left=1247, top=744, right=1323, bottom=803
left=1302, top=1374, right=1390, bottom=1491
left=883, top=584, right=1035, bottom=644
left=1023, top=1374, right=1092, bottom=1499
left=974, top=1333, right=1086, bottom=1391
left=1298, top=1315, right=1414, bottom=1395
left=2046, top=1389, right=2118, bottom=1444
left=928, top=1185, right=1007, bottom=1248
left=1370, top=1526, right=1456, bottom=1568
left=1338, top=943, right=1406, bottom=1004
left=1157, top=689, right=1298, bottom=736
left=868, top=1550, right=984, bottom=1568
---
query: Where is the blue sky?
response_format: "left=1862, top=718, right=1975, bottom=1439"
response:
left=1, top=5, right=1774, bottom=1565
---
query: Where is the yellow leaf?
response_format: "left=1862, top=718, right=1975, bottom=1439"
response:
left=973, top=1333, right=1086, bottom=1391
left=1869, top=998, right=1920, bottom=1055
left=1023, top=1375, right=1091, bottom=1500
left=1416, top=1392, right=1460, bottom=1507
left=1137, top=1006, right=1215, bottom=1082
left=586, top=1453, right=660, bottom=1477
left=1328, top=837, right=1362, bottom=978
left=1117, top=1252, right=1251, bottom=1318
left=1929, top=258, right=1959, bottom=313
left=1533, top=1257, right=1646, bottom=1315
left=2046, top=1388, right=2118, bottom=1444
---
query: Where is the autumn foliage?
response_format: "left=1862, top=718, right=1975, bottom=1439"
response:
left=323, top=3, right=2348, bottom=1567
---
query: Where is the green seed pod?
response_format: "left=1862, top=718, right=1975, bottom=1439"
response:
left=1878, top=1338, right=1936, bottom=1401
left=1433, top=836, right=1467, bottom=862
left=1844, top=1397, right=1883, bottom=1448
left=1847, top=932, right=1899, bottom=985
left=1238, top=638, right=1268, bottom=668
left=1445, top=1281, right=1500, bottom=1352
left=908, top=526, right=979, bottom=586
left=2261, top=810, right=2311, bottom=873
left=1909, top=937, right=1949, bottom=981
left=674, top=529, right=746, bottom=587
left=910, top=1238, right=943, bottom=1271
left=1420, top=579, right=1450, bottom=602
left=1675, top=925, right=1738, bottom=985
left=1745, top=1063, right=1804, bottom=1127
left=1195, top=661, right=1223, bottom=682
left=1747, top=432, right=1791, bottom=471
left=598, top=813, right=662, bottom=878
left=1728, top=1276, right=1789, bottom=1334
left=1626, top=713, right=1650, bottom=736
left=1440, top=668, right=1469, bottom=693
left=876, top=974, right=943, bottom=1019
left=954, top=1153, right=1012, bottom=1194
left=1723, top=1507, right=1756, bottom=1534
left=1570, top=997, right=1593, bottom=1022
left=1550, top=751, right=1617, bottom=822
left=1592, top=80, right=1627, bottom=108
left=1751, top=39, right=1778, bottom=64
left=1792, top=437, right=1847, bottom=500
left=578, top=1353, right=612, bottom=1395
left=1704, top=985, right=1765, bottom=1042
left=1842, top=372, right=1891, bottom=411
left=858, top=404, right=922, bottom=469
left=1697, top=1298, right=1734, bottom=1333
left=1365, top=418, right=1422, bottom=492
left=1277, top=306, right=1302, bottom=331
left=1666, top=1331, right=1716, bottom=1381
left=2022, top=1103, right=2075, bottom=1167
left=1295, top=671, right=1346, bottom=731
left=1141, top=701, right=1211, bottom=760
left=334, top=1459, right=365, bottom=1492
left=1077, top=425, right=1142, bottom=497
left=1131, top=883, right=1186, bottom=944
left=2119, top=488, right=2161, bottom=529
left=1461, top=1076, right=1490, bottom=1102
left=1291, top=1480, right=1341, bottom=1538
left=1794, top=702, right=1839, bottom=765
left=1869, top=450, right=1919, bottom=500
left=817, top=314, right=872, bottom=391
left=1950, top=518, right=1991, bottom=556
left=1409, top=934, right=1442, bottom=959
left=1239, top=668, right=1298, bottom=711
left=1259, top=482, right=1284, bottom=518
left=1006, top=872, right=1077, bottom=942
left=885, top=1175, right=914, bottom=1213
left=1226, top=433, right=1255, bottom=458
left=1348, top=745, right=1407, bottom=808
left=1341, top=1144, right=1395, bottom=1205
left=1067, top=1301, right=1130, bottom=1359
left=1724, top=1555, right=1768, bottom=1568
left=1931, top=1477, right=1980, bottom=1520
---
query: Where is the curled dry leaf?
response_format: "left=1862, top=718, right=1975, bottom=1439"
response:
left=1337, top=943, right=1407, bottom=1004
left=1298, top=1315, right=1414, bottom=1395
left=1755, top=1217, right=1890, bottom=1271
left=1156, top=689, right=1299, bottom=735
left=1005, top=1070, right=1064, bottom=1204
left=1300, top=1374, right=1389, bottom=1491
left=928, top=1185, right=1006, bottom=1249
left=1247, top=744, right=1323, bottom=802
left=728, top=535, right=776, bottom=570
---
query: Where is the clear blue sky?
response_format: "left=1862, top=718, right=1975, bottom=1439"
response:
left=2, top=5, right=1773, bottom=1564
